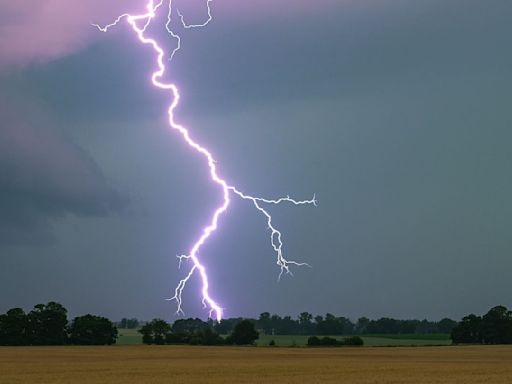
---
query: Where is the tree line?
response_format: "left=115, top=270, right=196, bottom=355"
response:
left=211, top=312, right=458, bottom=336
left=0, top=302, right=117, bottom=346
left=140, top=318, right=259, bottom=345
left=451, top=305, right=512, bottom=344
left=3, top=302, right=511, bottom=346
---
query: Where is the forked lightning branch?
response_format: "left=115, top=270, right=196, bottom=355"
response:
left=94, top=0, right=316, bottom=322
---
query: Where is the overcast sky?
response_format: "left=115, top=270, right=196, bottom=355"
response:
left=1, top=0, right=511, bottom=322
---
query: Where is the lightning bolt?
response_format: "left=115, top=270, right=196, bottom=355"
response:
left=93, top=0, right=316, bottom=322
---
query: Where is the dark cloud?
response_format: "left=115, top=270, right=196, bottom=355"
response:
left=1, top=0, right=512, bottom=321
left=0, top=94, right=124, bottom=245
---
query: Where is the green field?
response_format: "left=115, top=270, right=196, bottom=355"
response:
left=117, top=329, right=451, bottom=347
left=117, top=329, right=143, bottom=345
left=256, top=334, right=451, bottom=347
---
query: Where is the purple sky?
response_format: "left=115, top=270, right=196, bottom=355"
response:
left=0, top=0, right=343, bottom=68
left=1, top=0, right=512, bottom=322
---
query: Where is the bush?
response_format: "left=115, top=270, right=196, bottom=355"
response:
left=321, top=336, right=339, bottom=346
left=307, top=335, right=364, bottom=347
left=307, top=336, right=321, bottom=346
left=343, top=336, right=364, bottom=346
left=269, top=339, right=276, bottom=346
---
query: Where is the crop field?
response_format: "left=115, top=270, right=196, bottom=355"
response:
left=1, top=345, right=512, bottom=384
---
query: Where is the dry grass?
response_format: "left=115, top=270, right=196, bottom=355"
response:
left=1, top=345, right=512, bottom=383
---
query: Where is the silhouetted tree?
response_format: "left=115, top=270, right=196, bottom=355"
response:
left=451, top=314, right=482, bottom=344
left=69, top=315, right=117, bottom=345
left=298, top=312, right=314, bottom=335
left=308, top=335, right=364, bottom=347
left=119, top=318, right=140, bottom=329
left=316, top=314, right=354, bottom=335
left=437, top=318, right=457, bottom=334
left=355, top=317, right=370, bottom=334
left=257, top=312, right=272, bottom=334
left=0, top=308, right=29, bottom=346
left=481, top=306, right=512, bottom=344
left=189, top=328, right=224, bottom=345
left=227, top=320, right=259, bottom=345
left=172, top=318, right=209, bottom=334
left=28, top=302, right=68, bottom=345
left=139, top=319, right=172, bottom=345
left=214, top=318, right=243, bottom=335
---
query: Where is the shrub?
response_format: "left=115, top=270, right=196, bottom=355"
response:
left=307, top=336, right=321, bottom=346
left=343, top=336, right=364, bottom=346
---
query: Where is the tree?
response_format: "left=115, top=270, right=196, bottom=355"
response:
left=451, top=314, right=482, bottom=344
left=438, top=318, right=457, bottom=334
left=228, top=320, right=259, bottom=345
left=316, top=314, right=354, bottom=335
left=0, top=308, right=29, bottom=346
left=257, top=312, right=271, bottom=334
left=214, top=318, right=243, bottom=335
left=481, top=306, right=512, bottom=344
left=28, top=302, right=68, bottom=345
left=189, top=328, right=224, bottom=345
left=298, top=312, right=314, bottom=335
left=172, top=318, right=209, bottom=334
left=355, top=317, right=370, bottom=334
left=69, top=315, right=118, bottom=345
left=139, top=319, right=172, bottom=345
left=119, top=318, right=140, bottom=329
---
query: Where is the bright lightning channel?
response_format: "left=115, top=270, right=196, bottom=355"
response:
left=93, top=0, right=316, bottom=322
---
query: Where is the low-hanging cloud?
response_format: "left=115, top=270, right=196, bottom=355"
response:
left=0, top=94, right=124, bottom=245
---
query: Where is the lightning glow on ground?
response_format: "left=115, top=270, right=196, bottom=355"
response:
left=94, top=0, right=316, bottom=322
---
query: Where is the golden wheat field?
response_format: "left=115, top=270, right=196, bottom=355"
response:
left=1, top=345, right=511, bottom=384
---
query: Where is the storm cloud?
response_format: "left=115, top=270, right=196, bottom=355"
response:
left=0, top=94, right=123, bottom=245
left=1, top=0, right=511, bottom=322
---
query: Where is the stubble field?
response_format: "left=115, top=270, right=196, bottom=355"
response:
left=1, top=345, right=511, bottom=383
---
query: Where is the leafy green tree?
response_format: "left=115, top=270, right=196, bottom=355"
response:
left=139, top=319, right=172, bottom=345
left=227, top=320, right=259, bottom=345
left=0, top=308, right=29, bottom=346
left=28, top=302, right=68, bottom=345
left=69, top=315, right=118, bottom=345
